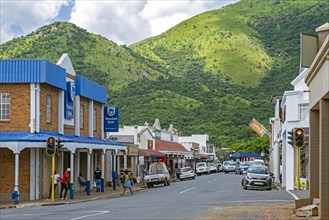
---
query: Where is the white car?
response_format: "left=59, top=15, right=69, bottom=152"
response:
left=208, top=163, right=218, bottom=173
left=177, top=167, right=195, bottom=181
left=196, top=162, right=210, bottom=175
left=252, top=159, right=265, bottom=166
left=144, top=162, right=170, bottom=188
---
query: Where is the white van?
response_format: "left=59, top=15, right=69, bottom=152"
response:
left=253, top=159, right=265, bottom=166
left=196, top=162, right=210, bottom=175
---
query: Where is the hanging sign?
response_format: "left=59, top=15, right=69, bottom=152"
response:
left=104, top=106, right=119, bottom=132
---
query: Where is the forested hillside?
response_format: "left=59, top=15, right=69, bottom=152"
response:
left=1, top=0, right=328, bottom=148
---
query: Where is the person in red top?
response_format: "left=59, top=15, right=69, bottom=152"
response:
left=60, top=168, right=70, bottom=200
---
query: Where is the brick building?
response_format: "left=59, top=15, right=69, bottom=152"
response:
left=0, top=54, right=125, bottom=203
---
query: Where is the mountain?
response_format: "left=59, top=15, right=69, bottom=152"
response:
left=1, top=0, right=328, bottom=147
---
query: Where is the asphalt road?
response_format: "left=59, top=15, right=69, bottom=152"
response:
left=0, top=173, right=296, bottom=220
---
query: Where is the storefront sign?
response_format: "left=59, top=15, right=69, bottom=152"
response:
left=64, top=81, right=75, bottom=119
left=104, top=106, right=119, bottom=132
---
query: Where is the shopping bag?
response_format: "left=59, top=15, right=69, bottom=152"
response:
left=126, top=180, right=131, bottom=188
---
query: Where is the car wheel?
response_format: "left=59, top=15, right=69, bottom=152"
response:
left=167, top=180, right=170, bottom=185
left=225, top=172, right=228, bottom=174
left=147, top=184, right=151, bottom=188
left=243, top=185, right=248, bottom=190
left=193, top=176, right=195, bottom=179
left=164, top=180, right=167, bottom=186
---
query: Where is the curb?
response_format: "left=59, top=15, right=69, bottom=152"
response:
left=0, top=187, right=146, bottom=210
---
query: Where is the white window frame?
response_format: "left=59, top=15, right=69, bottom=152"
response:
left=93, top=109, right=97, bottom=131
left=46, top=95, right=51, bottom=123
left=298, top=103, right=308, bottom=120
left=0, top=93, right=10, bottom=120
left=80, top=105, right=84, bottom=129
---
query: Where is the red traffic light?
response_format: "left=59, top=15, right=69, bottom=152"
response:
left=48, top=138, right=54, bottom=144
left=296, top=129, right=303, bottom=137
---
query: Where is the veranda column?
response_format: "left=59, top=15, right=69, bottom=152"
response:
left=101, top=150, right=105, bottom=192
left=86, top=150, right=91, bottom=195
left=13, top=152, right=20, bottom=204
left=70, top=152, right=74, bottom=199
left=319, top=99, right=329, bottom=219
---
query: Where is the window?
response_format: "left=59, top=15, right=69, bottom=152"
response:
left=46, top=95, right=51, bottom=122
left=80, top=105, right=84, bottom=129
left=0, top=93, right=10, bottom=120
left=299, top=103, right=309, bottom=120
left=93, top=109, right=97, bottom=131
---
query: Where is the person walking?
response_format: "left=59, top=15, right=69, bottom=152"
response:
left=120, top=170, right=133, bottom=196
left=46, top=171, right=61, bottom=201
left=94, top=167, right=102, bottom=192
left=60, top=168, right=70, bottom=200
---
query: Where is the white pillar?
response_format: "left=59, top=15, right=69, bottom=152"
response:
left=117, top=155, right=120, bottom=174
left=14, top=153, right=19, bottom=204
left=75, top=150, right=80, bottom=190
left=113, top=153, right=117, bottom=171
left=124, top=154, right=127, bottom=171
left=75, top=96, right=80, bottom=136
left=70, top=152, right=74, bottom=199
left=87, top=151, right=91, bottom=195
left=273, top=99, right=281, bottom=183
left=58, top=90, right=64, bottom=134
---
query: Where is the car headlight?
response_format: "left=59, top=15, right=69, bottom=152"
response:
left=246, top=175, right=252, bottom=180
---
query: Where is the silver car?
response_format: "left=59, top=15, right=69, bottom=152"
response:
left=241, top=165, right=272, bottom=190
left=223, top=161, right=237, bottom=173
left=178, top=167, right=195, bottom=181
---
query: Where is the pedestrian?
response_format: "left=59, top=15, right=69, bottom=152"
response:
left=78, top=172, right=87, bottom=192
left=94, top=167, right=102, bottom=192
left=46, top=171, right=61, bottom=201
left=120, top=170, right=133, bottom=196
left=60, top=168, right=70, bottom=200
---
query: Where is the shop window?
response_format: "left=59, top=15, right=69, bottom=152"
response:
left=0, top=93, right=10, bottom=120
left=80, top=105, right=84, bottom=129
left=299, top=103, right=308, bottom=120
left=46, top=95, right=51, bottom=122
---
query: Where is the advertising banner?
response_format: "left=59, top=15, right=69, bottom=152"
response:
left=249, top=118, right=269, bottom=137
left=104, top=106, right=119, bottom=132
left=64, top=81, right=75, bottom=119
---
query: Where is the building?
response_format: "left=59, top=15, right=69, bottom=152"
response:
left=304, top=23, right=329, bottom=219
left=0, top=54, right=125, bottom=203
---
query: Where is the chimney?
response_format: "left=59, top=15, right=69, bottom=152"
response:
left=134, top=125, right=138, bottom=144
left=316, top=22, right=329, bottom=49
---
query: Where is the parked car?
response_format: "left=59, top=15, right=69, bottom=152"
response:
left=241, top=164, right=272, bottom=190
left=196, top=162, right=210, bottom=175
left=223, top=161, right=237, bottom=174
left=235, top=161, right=251, bottom=175
left=252, top=159, right=265, bottom=166
left=144, top=162, right=170, bottom=188
left=177, top=167, right=195, bottom=181
left=207, top=163, right=218, bottom=173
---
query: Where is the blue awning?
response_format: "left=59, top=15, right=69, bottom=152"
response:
left=0, top=131, right=124, bottom=146
left=229, top=153, right=261, bottom=158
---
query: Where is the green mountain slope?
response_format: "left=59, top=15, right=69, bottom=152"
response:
left=1, top=0, right=328, bottom=148
left=0, top=22, right=163, bottom=91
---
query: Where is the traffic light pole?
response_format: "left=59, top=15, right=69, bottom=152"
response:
left=51, top=153, right=55, bottom=202
left=295, top=146, right=300, bottom=190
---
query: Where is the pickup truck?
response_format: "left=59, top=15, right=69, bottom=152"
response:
left=144, top=162, right=170, bottom=188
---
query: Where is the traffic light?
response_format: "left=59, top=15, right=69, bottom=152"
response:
left=287, top=129, right=295, bottom=146
left=295, top=128, right=304, bottom=147
left=46, top=137, right=56, bottom=156
left=57, top=137, right=64, bottom=153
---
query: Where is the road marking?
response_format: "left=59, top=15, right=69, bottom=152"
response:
left=286, top=190, right=299, bottom=200
left=70, top=211, right=110, bottom=220
left=179, top=187, right=195, bottom=194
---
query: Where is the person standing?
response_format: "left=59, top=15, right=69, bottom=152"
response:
left=120, top=170, right=133, bottom=196
left=46, top=171, right=61, bottom=201
left=94, top=167, right=102, bottom=192
left=60, top=168, right=70, bottom=200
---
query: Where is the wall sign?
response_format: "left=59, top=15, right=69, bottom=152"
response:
left=64, top=81, right=75, bottom=119
left=104, top=106, right=119, bottom=132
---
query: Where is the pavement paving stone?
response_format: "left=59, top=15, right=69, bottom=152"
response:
left=0, top=182, right=146, bottom=209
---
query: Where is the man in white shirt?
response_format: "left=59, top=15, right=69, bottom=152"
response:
left=46, top=171, right=61, bottom=201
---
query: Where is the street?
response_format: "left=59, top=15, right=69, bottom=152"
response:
left=0, top=173, right=299, bottom=220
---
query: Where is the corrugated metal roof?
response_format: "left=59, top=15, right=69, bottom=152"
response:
left=76, top=76, right=107, bottom=104
left=0, top=60, right=66, bottom=90
left=155, top=139, right=189, bottom=152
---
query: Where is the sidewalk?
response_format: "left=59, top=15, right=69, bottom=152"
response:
left=0, top=182, right=146, bottom=209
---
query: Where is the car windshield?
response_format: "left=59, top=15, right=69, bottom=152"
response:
left=248, top=166, right=268, bottom=174
left=224, top=162, right=236, bottom=166
left=197, top=163, right=205, bottom=167
left=181, top=167, right=191, bottom=172
left=240, top=162, right=250, bottom=166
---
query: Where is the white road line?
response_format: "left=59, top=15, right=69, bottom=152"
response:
left=70, top=211, right=110, bottom=220
left=286, top=190, right=299, bottom=200
left=179, top=187, right=195, bottom=194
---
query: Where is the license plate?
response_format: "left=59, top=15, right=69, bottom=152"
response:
left=152, top=178, right=159, bottom=181
left=254, top=182, right=263, bottom=185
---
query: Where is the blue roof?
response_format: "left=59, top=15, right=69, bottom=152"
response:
left=0, top=60, right=66, bottom=90
left=0, top=131, right=124, bottom=146
left=76, top=76, right=107, bottom=104
left=229, top=153, right=261, bottom=158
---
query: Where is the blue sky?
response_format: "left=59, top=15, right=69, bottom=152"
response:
left=1, top=0, right=238, bottom=45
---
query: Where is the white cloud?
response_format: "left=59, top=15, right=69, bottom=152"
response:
left=1, top=0, right=238, bottom=45
left=0, top=0, right=69, bottom=43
